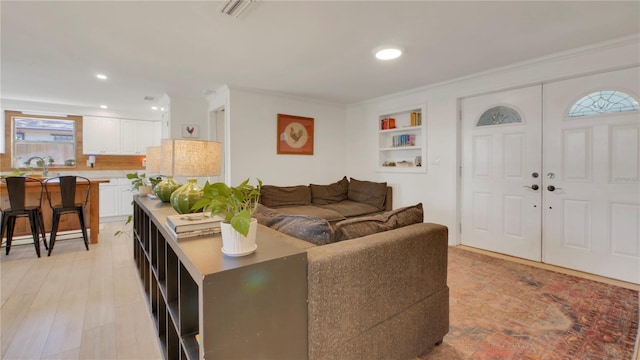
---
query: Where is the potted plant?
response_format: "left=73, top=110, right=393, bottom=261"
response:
left=126, top=171, right=153, bottom=195
left=192, top=178, right=262, bottom=256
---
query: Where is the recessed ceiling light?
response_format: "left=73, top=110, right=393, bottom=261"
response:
left=151, top=106, right=158, bottom=110
left=375, top=48, right=402, bottom=60
left=96, top=74, right=108, bottom=80
left=100, top=105, right=108, bottom=109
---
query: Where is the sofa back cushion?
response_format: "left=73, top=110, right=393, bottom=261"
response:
left=334, top=203, right=423, bottom=241
left=310, top=176, right=349, bottom=205
left=347, top=178, right=387, bottom=210
left=260, top=185, right=311, bottom=208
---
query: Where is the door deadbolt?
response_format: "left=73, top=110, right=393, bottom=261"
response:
left=531, top=172, right=539, bottom=178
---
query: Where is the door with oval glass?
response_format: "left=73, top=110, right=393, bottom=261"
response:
left=542, top=67, right=639, bottom=284
left=462, top=68, right=640, bottom=284
left=461, top=85, right=543, bottom=261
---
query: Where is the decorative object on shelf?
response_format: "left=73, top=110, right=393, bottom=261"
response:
left=147, top=145, right=180, bottom=202
left=162, top=139, right=222, bottom=214
left=181, top=124, right=200, bottom=138
left=380, top=117, right=396, bottom=129
left=415, top=156, right=422, bottom=167
left=277, top=113, right=314, bottom=155
left=193, top=178, right=262, bottom=256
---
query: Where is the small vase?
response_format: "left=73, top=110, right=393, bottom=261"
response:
left=220, top=218, right=257, bottom=257
left=170, top=178, right=202, bottom=214
left=154, top=176, right=181, bottom=202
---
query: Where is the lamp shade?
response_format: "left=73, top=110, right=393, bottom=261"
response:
left=145, top=146, right=161, bottom=175
left=160, top=139, right=222, bottom=213
left=161, top=139, right=222, bottom=177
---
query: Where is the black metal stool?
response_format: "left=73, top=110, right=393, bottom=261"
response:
left=1, top=176, right=48, bottom=257
left=44, top=176, right=91, bottom=256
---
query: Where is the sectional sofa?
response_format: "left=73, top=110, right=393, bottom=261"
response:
left=256, top=177, right=450, bottom=359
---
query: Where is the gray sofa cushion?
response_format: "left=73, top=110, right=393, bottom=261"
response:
left=260, top=185, right=311, bottom=208
left=310, top=177, right=349, bottom=205
left=334, top=203, right=423, bottom=241
left=274, top=205, right=346, bottom=222
left=253, top=204, right=334, bottom=245
left=348, top=178, right=387, bottom=210
left=317, top=200, right=380, bottom=218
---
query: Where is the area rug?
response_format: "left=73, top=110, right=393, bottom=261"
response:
left=420, top=247, right=639, bottom=359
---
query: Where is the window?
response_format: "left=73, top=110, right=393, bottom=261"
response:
left=568, top=90, right=639, bottom=117
left=12, top=117, right=76, bottom=168
left=477, top=106, right=522, bottom=126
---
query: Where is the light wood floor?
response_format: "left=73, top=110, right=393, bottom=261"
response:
left=2, top=224, right=638, bottom=359
left=1, top=222, right=162, bottom=360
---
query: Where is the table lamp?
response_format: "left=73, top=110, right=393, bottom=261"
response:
left=153, top=142, right=182, bottom=202
left=161, top=139, right=221, bottom=214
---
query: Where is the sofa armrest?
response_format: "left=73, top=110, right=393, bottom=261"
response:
left=306, top=222, right=449, bottom=359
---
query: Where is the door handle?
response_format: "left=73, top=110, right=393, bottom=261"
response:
left=547, top=185, right=562, bottom=192
left=524, top=184, right=539, bottom=190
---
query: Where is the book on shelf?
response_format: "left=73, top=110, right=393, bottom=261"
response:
left=166, top=212, right=223, bottom=233
left=164, top=223, right=220, bottom=241
left=411, top=111, right=422, bottom=126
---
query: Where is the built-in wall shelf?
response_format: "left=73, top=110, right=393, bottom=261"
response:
left=377, top=104, right=427, bottom=173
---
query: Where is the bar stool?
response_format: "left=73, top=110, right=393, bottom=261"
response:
left=44, top=176, right=91, bottom=256
left=0, top=176, right=48, bottom=257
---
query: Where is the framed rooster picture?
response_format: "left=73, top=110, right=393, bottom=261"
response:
left=277, top=114, right=314, bottom=155
left=182, top=124, right=199, bottom=138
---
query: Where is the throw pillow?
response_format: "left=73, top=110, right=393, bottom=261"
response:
left=347, top=178, right=387, bottom=210
left=334, top=203, right=423, bottom=241
left=310, top=176, right=349, bottom=205
left=253, top=204, right=334, bottom=245
left=260, top=185, right=311, bottom=208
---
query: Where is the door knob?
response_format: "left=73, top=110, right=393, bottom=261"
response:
left=547, top=185, right=562, bottom=192
left=524, top=184, right=539, bottom=190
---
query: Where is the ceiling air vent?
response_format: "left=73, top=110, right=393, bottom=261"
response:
left=220, top=0, right=254, bottom=17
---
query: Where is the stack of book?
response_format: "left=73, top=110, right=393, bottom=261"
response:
left=165, top=213, right=223, bottom=240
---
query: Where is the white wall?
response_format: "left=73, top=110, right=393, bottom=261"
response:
left=346, top=36, right=640, bottom=245
left=222, top=87, right=347, bottom=186
left=166, top=96, right=209, bottom=140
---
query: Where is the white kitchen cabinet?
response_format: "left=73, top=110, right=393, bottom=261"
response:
left=99, top=185, right=119, bottom=217
left=83, top=116, right=121, bottom=154
left=120, top=120, right=156, bottom=155
left=99, top=178, right=133, bottom=219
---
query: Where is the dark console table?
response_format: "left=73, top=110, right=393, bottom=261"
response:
left=132, top=196, right=308, bottom=360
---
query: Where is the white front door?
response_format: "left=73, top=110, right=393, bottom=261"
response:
left=461, top=85, right=543, bottom=261
left=542, top=67, right=640, bottom=284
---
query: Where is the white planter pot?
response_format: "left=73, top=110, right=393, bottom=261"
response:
left=139, top=185, right=153, bottom=196
left=220, top=218, right=258, bottom=256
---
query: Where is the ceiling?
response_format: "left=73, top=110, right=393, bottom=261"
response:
left=2, top=1, right=639, bottom=115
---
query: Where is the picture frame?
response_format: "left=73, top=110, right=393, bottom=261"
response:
left=277, top=114, right=314, bottom=155
left=182, top=124, right=200, bottom=138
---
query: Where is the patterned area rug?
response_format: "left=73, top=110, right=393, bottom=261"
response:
left=421, top=247, right=638, bottom=359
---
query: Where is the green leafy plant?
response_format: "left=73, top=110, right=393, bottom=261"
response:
left=113, top=215, right=133, bottom=237
left=126, top=172, right=151, bottom=192
left=192, top=178, right=262, bottom=236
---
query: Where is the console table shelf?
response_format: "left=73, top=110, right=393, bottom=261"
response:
left=132, top=197, right=308, bottom=360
